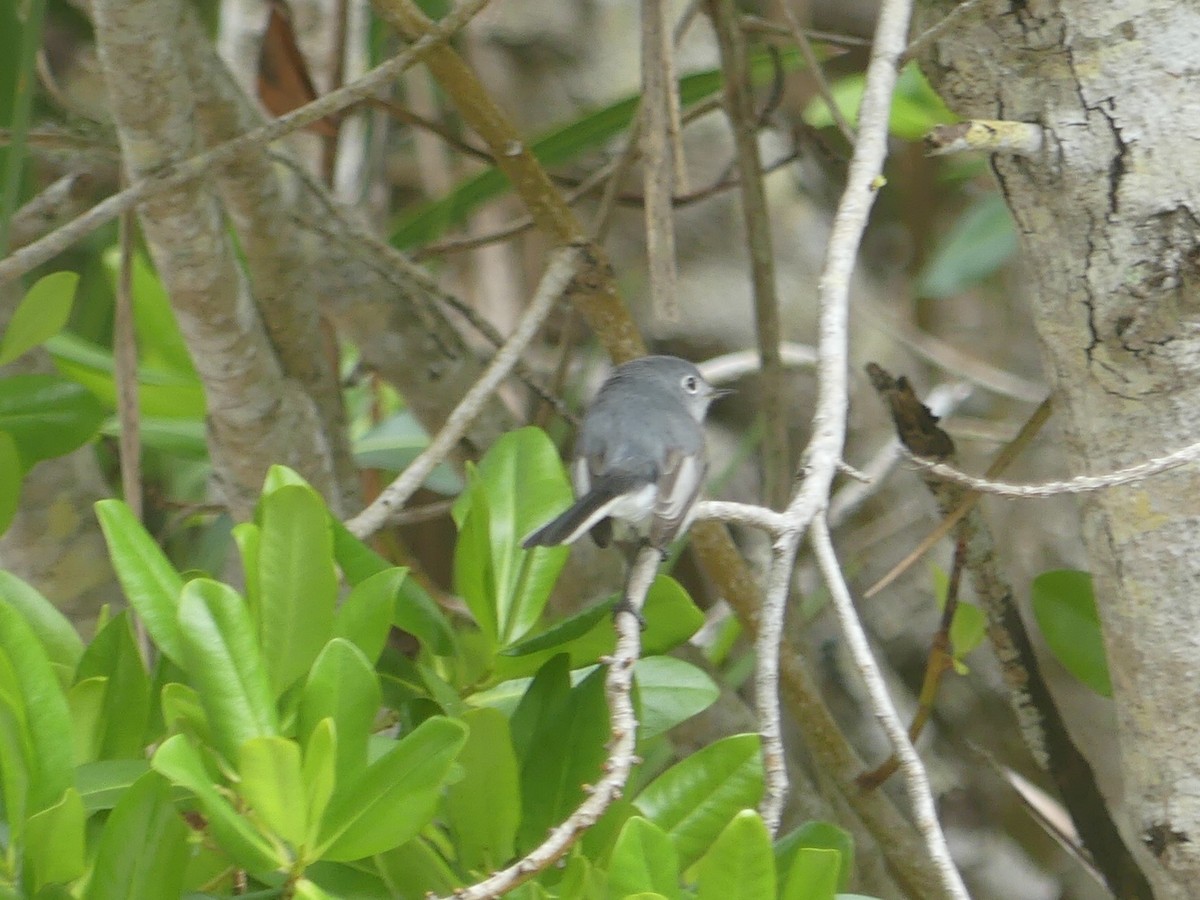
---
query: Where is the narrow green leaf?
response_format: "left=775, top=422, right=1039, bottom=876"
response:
left=256, top=484, right=338, bottom=695
left=634, top=733, right=764, bottom=868
left=0, top=604, right=73, bottom=813
left=775, top=821, right=854, bottom=892
left=391, top=571, right=456, bottom=657
left=151, top=734, right=282, bottom=873
left=1031, top=569, right=1112, bottom=696
left=0, top=677, right=32, bottom=844
left=232, top=521, right=261, bottom=624
left=331, top=518, right=391, bottom=585
left=75, top=611, right=151, bottom=759
left=917, top=192, right=1017, bottom=300
left=508, top=653, right=571, bottom=762
left=25, top=786, right=85, bottom=888
left=444, top=707, right=520, bottom=871
left=0, top=271, right=77, bottom=365
left=695, top=810, right=775, bottom=900
left=101, top=250, right=194, bottom=376
left=376, top=838, right=461, bottom=898
left=238, top=736, right=308, bottom=847
left=634, top=656, right=718, bottom=741
left=0, top=374, right=104, bottom=469
left=177, top=579, right=277, bottom=761
left=95, top=499, right=186, bottom=665
left=334, top=567, right=407, bottom=664
left=0, top=570, right=83, bottom=673
left=608, top=816, right=681, bottom=900
left=75, top=759, right=151, bottom=813
left=302, top=718, right=336, bottom=845
left=160, top=680, right=211, bottom=745
left=84, top=773, right=187, bottom=900
left=316, top=716, right=467, bottom=861
left=780, top=847, right=841, bottom=900
left=299, top=639, right=380, bottom=787
left=67, top=676, right=107, bottom=764
left=0, top=430, right=18, bottom=534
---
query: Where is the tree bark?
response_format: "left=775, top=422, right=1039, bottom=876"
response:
left=918, top=2, right=1200, bottom=895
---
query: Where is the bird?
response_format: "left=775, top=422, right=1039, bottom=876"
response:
left=522, top=355, right=729, bottom=553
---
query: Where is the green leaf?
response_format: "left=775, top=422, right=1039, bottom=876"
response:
left=0, top=373, right=104, bottom=470
left=780, top=847, right=841, bottom=900
left=0, top=570, right=83, bottom=673
left=0, top=675, right=32, bottom=844
left=1031, top=569, right=1112, bottom=696
left=353, top=411, right=462, bottom=495
left=376, top=838, right=460, bottom=898
left=634, top=656, right=718, bottom=741
left=47, top=332, right=206, bottom=419
left=608, top=816, right=681, bottom=900
left=803, top=61, right=956, bottom=141
left=160, top=681, right=211, bottom=745
left=75, top=759, right=151, bottom=813
left=0, top=271, right=77, bottom=365
left=95, top=499, right=186, bottom=666
left=25, top=787, right=86, bottom=889
left=75, top=612, right=152, bottom=760
left=517, top=666, right=608, bottom=849
left=238, top=736, right=308, bottom=847
left=916, top=192, right=1018, bottom=300
left=443, top=707, right=521, bottom=871
left=775, top=821, right=854, bottom=892
left=83, top=772, right=188, bottom=900
left=392, top=572, right=456, bottom=657
left=151, top=734, right=282, bottom=873
left=331, top=517, right=392, bottom=585
left=634, top=733, right=764, bottom=868
left=695, top=810, right=775, bottom=900
left=0, top=430, right=18, bottom=534
left=299, top=639, right=380, bottom=787
left=0, top=603, right=73, bottom=813
left=177, top=579, right=278, bottom=761
left=316, top=716, right=467, bottom=861
left=256, top=484, right=338, bottom=695
left=333, top=568, right=405, bottom=664
left=930, top=565, right=986, bottom=662
left=101, top=250, right=195, bottom=376
left=302, top=718, right=336, bottom=845
left=508, top=653, right=571, bottom=762
left=455, top=428, right=573, bottom=646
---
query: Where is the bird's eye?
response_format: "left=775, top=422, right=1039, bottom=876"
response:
left=682, top=375, right=700, bottom=394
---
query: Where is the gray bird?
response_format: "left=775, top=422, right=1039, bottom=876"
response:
left=522, top=355, right=728, bottom=552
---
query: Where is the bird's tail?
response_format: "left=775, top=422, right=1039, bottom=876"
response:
left=521, top=485, right=625, bottom=548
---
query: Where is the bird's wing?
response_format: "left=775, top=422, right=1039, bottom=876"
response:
left=649, top=448, right=706, bottom=548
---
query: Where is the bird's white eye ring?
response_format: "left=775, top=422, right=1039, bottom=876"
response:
left=682, top=374, right=700, bottom=393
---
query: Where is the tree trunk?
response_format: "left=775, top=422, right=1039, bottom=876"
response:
left=919, top=2, right=1200, bottom=895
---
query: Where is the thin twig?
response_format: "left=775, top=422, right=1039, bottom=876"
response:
left=777, top=3, right=857, bottom=145
left=346, top=245, right=582, bottom=539
left=437, top=546, right=658, bottom=899
left=811, top=516, right=969, bottom=899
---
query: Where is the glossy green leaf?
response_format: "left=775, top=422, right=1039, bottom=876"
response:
left=775, top=820, right=854, bottom=892
left=75, top=759, right=151, bottom=813
left=316, top=716, right=467, bottom=861
left=444, top=707, right=520, bottom=871
left=695, top=810, right=775, bottom=900
left=238, top=736, right=307, bottom=847
left=75, top=612, right=151, bottom=759
left=1031, top=569, right=1112, bottom=696
left=0, top=676, right=31, bottom=844
left=25, top=786, right=85, bottom=888
left=177, top=579, right=277, bottom=761
left=331, top=517, right=391, bottom=585
left=292, top=879, right=336, bottom=900
left=101, top=250, right=194, bottom=375
left=917, top=192, right=1018, bottom=299
left=68, top=676, right=107, bottom=764
left=302, top=718, right=336, bottom=845
left=47, top=332, right=206, bottom=419
left=299, top=638, right=380, bottom=787
left=803, top=61, right=956, bottom=141
left=508, top=653, right=571, bottom=762
left=95, top=499, right=186, bottom=666
left=0, top=603, right=72, bottom=813
left=0, top=271, right=77, bottom=365
left=635, top=656, right=718, bottom=741
left=232, top=521, right=261, bottom=622
left=517, top=666, right=608, bottom=849
left=634, top=733, right=764, bottom=868
left=256, top=484, right=338, bottom=695
left=375, top=838, right=460, bottom=898
left=780, top=847, right=841, bottom=900
left=160, top=681, right=211, bottom=745
left=151, top=734, right=282, bottom=873
left=83, top=772, right=188, bottom=900
left=0, top=373, right=104, bottom=470
left=608, top=816, right=681, bottom=900
left=392, top=571, right=456, bottom=657
left=333, top=568, right=404, bottom=664
left=454, top=428, right=573, bottom=646
left=0, top=570, right=83, bottom=673
left=0, top=430, right=17, bottom=533
left=930, top=565, right=986, bottom=662
left=353, top=411, right=462, bottom=495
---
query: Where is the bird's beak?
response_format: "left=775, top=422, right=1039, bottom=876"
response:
left=709, top=386, right=736, bottom=401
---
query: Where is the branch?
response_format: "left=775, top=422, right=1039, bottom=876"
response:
left=346, top=246, right=583, bottom=539
left=438, top=545, right=658, bottom=899
left=811, top=516, right=969, bottom=900
left=925, top=120, right=1045, bottom=157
